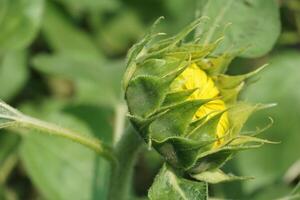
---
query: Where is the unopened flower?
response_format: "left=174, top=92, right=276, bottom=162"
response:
left=123, top=18, right=274, bottom=183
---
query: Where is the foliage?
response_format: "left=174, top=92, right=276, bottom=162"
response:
left=0, top=0, right=299, bottom=200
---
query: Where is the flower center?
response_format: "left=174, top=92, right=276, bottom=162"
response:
left=170, top=63, right=229, bottom=147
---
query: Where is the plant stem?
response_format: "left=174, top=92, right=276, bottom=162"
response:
left=18, top=115, right=117, bottom=164
left=113, top=103, right=127, bottom=145
left=108, top=125, right=143, bottom=200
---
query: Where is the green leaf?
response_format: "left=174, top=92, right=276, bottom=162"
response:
left=196, top=0, right=280, bottom=58
left=32, top=53, right=124, bottom=107
left=42, top=2, right=102, bottom=59
left=96, top=9, right=144, bottom=55
left=148, top=164, right=208, bottom=200
left=0, top=131, right=19, bottom=185
left=126, top=76, right=169, bottom=118
left=191, top=168, right=251, bottom=184
left=292, top=182, right=300, bottom=195
left=0, top=50, right=28, bottom=101
left=0, top=0, right=44, bottom=52
left=55, top=0, right=120, bottom=15
left=251, top=183, right=294, bottom=200
left=164, top=0, right=200, bottom=34
left=0, top=132, right=20, bottom=165
left=19, top=101, right=112, bottom=200
left=235, top=51, right=300, bottom=192
left=163, top=89, right=197, bottom=107
left=150, top=100, right=209, bottom=141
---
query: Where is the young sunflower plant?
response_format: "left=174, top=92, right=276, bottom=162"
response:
left=0, top=16, right=276, bottom=200
left=123, top=17, right=275, bottom=197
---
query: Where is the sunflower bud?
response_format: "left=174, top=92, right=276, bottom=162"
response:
left=123, top=18, right=273, bottom=183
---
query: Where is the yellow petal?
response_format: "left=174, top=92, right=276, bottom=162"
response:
left=170, top=63, right=229, bottom=147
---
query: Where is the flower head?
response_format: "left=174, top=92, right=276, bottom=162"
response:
left=123, top=18, right=274, bottom=183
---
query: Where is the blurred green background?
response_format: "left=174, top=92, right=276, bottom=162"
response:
left=0, top=0, right=299, bottom=199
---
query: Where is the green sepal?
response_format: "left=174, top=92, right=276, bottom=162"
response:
left=191, top=168, right=253, bottom=184
left=215, top=65, right=266, bottom=89
left=190, top=148, right=233, bottom=173
left=227, top=102, right=268, bottom=137
left=165, top=43, right=217, bottom=61
left=126, top=60, right=190, bottom=118
left=147, top=17, right=209, bottom=57
left=162, top=88, right=198, bottom=108
left=126, top=75, right=169, bottom=118
left=153, top=137, right=215, bottom=169
left=187, top=110, right=227, bottom=141
left=123, top=17, right=165, bottom=89
left=149, top=99, right=211, bottom=141
left=214, top=65, right=266, bottom=103
left=133, top=58, right=187, bottom=79
left=197, top=53, right=234, bottom=76
left=190, top=135, right=276, bottom=173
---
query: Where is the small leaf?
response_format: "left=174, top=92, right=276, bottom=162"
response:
left=148, top=164, right=208, bottom=200
left=191, top=168, right=252, bottom=184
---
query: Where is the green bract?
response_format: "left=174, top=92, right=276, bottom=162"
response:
left=123, top=18, right=274, bottom=183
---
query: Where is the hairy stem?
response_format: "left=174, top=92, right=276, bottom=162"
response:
left=108, top=126, right=142, bottom=200
left=18, top=115, right=117, bottom=164
left=113, top=103, right=127, bottom=145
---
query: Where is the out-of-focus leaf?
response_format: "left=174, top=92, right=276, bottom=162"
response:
left=277, top=182, right=300, bottom=200
left=163, top=0, right=198, bottom=33
left=236, top=51, right=300, bottom=192
left=0, top=50, right=28, bottom=101
left=148, top=164, right=207, bottom=200
left=42, top=2, right=102, bottom=59
left=0, top=186, right=4, bottom=199
left=20, top=100, right=112, bottom=200
left=32, top=54, right=124, bottom=107
left=97, top=10, right=144, bottom=55
left=35, top=2, right=125, bottom=107
left=196, top=0, right=280, bottom=58
left=54, top=0, right=120, bottom=16
left=0, top=132, right=19, bottom=165
left=292, top=182, right=300, bottom=195
left=0, top=0, right=44, bottom=52
left=0, top=131, right=19, bottom=186
left=251, top=184, right=292, bottom=200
